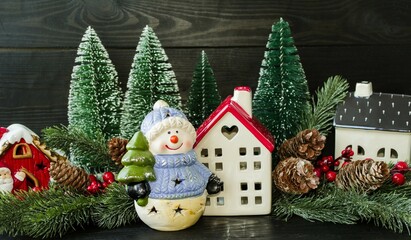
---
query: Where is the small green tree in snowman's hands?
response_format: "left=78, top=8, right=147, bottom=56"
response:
left=117, top=131, right=156, bottom=206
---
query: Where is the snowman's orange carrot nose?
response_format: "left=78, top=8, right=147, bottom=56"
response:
left=170, top=135, right=179, bottom=143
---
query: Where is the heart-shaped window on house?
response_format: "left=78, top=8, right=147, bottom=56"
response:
left=221, top=125, right=238, bottom=140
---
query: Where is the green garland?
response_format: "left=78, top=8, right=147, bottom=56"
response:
left=42, top=125, right=120, bottom=173
left=0, top=183, right=137, bottom=239
left=272, top=173, right=411, bottom=234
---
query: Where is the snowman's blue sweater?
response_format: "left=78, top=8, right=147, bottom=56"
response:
left=149, top=150, right=212, bottom=199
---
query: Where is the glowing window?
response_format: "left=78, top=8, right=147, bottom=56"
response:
left=13, top=143, right=32, bottom=159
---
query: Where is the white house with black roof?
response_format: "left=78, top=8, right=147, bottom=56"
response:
left=334, top=81, right=411, bottom=163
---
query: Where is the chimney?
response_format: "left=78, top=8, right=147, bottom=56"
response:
left=232, top=86, right=252, bottom=117
left=354, top=81, right=373, bottom=98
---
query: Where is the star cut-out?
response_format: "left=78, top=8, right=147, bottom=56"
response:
left=149, top=206, right=158, bottom=214
left=174, top=205, right=185, bottom=216
left=172, top=178, right=184, bottom=187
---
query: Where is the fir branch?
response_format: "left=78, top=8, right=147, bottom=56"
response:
left=273, top=182, right=411, bottom=234
left=42, top=125, right=119, bottom=173
left=272, top=185, right=359, bottom=224
left=300, top=75, right=349, bottom=136
left=0, top=191, right=34, bottom=237
left=362, top=192, right=411, bottom=234
left=92, top=183, right=139, bottom=229
left=20, top=188, right=95, bottom=239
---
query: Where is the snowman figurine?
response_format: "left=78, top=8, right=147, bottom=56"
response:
left=126, top=100, right=222, bottom=231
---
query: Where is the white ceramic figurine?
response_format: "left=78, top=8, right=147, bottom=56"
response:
left=125, top=100, right=222, bottom=231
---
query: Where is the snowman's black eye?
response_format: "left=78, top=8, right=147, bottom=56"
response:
left=168, top=131, right=171, bottom=134
left=176, top=130, right=179, bottom=134
left=165, top=112, right=171, bottom=118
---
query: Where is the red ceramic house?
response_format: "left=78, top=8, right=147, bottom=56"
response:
left=194, top=87, right=275, bottom=216
left=0, top=124, right=50, bottom=191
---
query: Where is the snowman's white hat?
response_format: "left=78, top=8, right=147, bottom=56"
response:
left=141, top=100, right=196, bottom=142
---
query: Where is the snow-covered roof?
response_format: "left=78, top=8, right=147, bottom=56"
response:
left=0, top=124, right=38, bottom=148
left=195, top=95, right=275, bottom=152
left=334, top=92, right=411, bottom=133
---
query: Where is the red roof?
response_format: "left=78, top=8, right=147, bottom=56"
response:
left=195, top=96, right=275, bottom=152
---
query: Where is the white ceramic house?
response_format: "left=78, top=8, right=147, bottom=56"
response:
left=194, top=86, right=275, bottom=216
left=334, top=82, right=411, bottom=163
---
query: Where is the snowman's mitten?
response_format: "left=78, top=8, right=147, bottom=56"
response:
left=126, top=181, right=151, bottom=200
left=206, top=174, right=223, bottom=195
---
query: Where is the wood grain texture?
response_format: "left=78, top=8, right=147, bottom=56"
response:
left=1, top=44, right=410, bottom=134
left=2, top=216, right=409, bottom=240
left=0, top=0, right=410, bottom=48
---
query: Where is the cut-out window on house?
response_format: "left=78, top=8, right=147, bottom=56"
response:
left=254, top=182, right=262, bottom=190
left=239, top=147, right=247, bottom=156
left=217, top=197, right=224, bottom=206
left=240, top=162, right=247, bottom=170
left=13, top=143, right=32, bottom=159
left=253, top=147, right=261, bottom=155
left=391, top=149, right=398, bottom=159
left=201, top=149, right=209, bottom=157
left=241, top=197, right=248, bottom=205
left=377, top=148, right=385, bottom=158
left=254, top=161, right=261, bottom=170
left=215, top=162, right=223, bottom=171
left=220, top=182, right=224, bottom=192
left=215, top=148, right=222, bottom=157
left=241, top=182, right=248, bottom=191
left=205, top=197, right=211, bottom=206
left=357, top=146, right=365, bottom=156
left=255, top=196, right=262, bottom=205
left=203, top=163, right=209, bottom=168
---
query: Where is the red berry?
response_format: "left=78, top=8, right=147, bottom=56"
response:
left=103, top=172, right=115, bottom=182
left=87, top=185, right=98, bottom=194
left=392, top=173, right=406, bottom=186
left=334, top=161, right=340, bottom=167
left=89, top=175, right=97, bottom=182
left=348, top=151, right=354, bottom=156
left=341, top=161, right=350, bottom=167
left=313, top=168, right=322, bottom=178
left=102, top=182, right=109, bottom=189
left=321, top=165, right=329, bottom=172
left=395, top=161, right=409, bottom=171
left=341, top=149, right=347, bottom=155
left=32, top=187, right=42, bottom=192
left=326, top=171, right=337, bottom=182
left=90, top=181, right=99, bottom=187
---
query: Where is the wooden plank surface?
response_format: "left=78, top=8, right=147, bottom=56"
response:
left=1, top=44, right=410, bottom=134
left=2, top=216, right=409, bottom=240
left=0, top=0, right=410, bottom=48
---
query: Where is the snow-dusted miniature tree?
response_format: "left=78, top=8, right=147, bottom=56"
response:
left=120, top=26, right=182, bottom=139
left=186, top=50, right=221, bottom=129
left=68, top=26, right=122, bottom=167
left=252, top=18, right=310, bottom=147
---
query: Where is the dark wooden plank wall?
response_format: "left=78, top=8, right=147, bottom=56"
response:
left=0, top=0, right=410, bottom=142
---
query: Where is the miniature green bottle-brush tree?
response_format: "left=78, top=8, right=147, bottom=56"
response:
left=44, top=26, right=122, bottom=172
left=186, top=50, right=222, bottom=128
left=120, top=26, right=182, bottom=139
left=253, top=18, right=311, bottom=147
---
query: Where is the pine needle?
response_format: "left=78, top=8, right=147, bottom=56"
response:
left=92, top=183, right=138, bottom=229
left=300, top=75, right=349, bottom=135
left=24, top=189, right=93, bottom=238
left=42, top=125, right=119, bottom=173
left=273, top=183, right=411, bottom=234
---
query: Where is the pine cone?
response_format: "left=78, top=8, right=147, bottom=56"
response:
left=273, top=157, right=320, bottom=194
left=278, top=129, right=326, bottom=161
left=33, top=137, right=90, bottom=190
left=49, top=156, right=90, bottom=190
left=108, top=137, right=128, bottom=166
left=335, top=159, right=390, bottom=193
